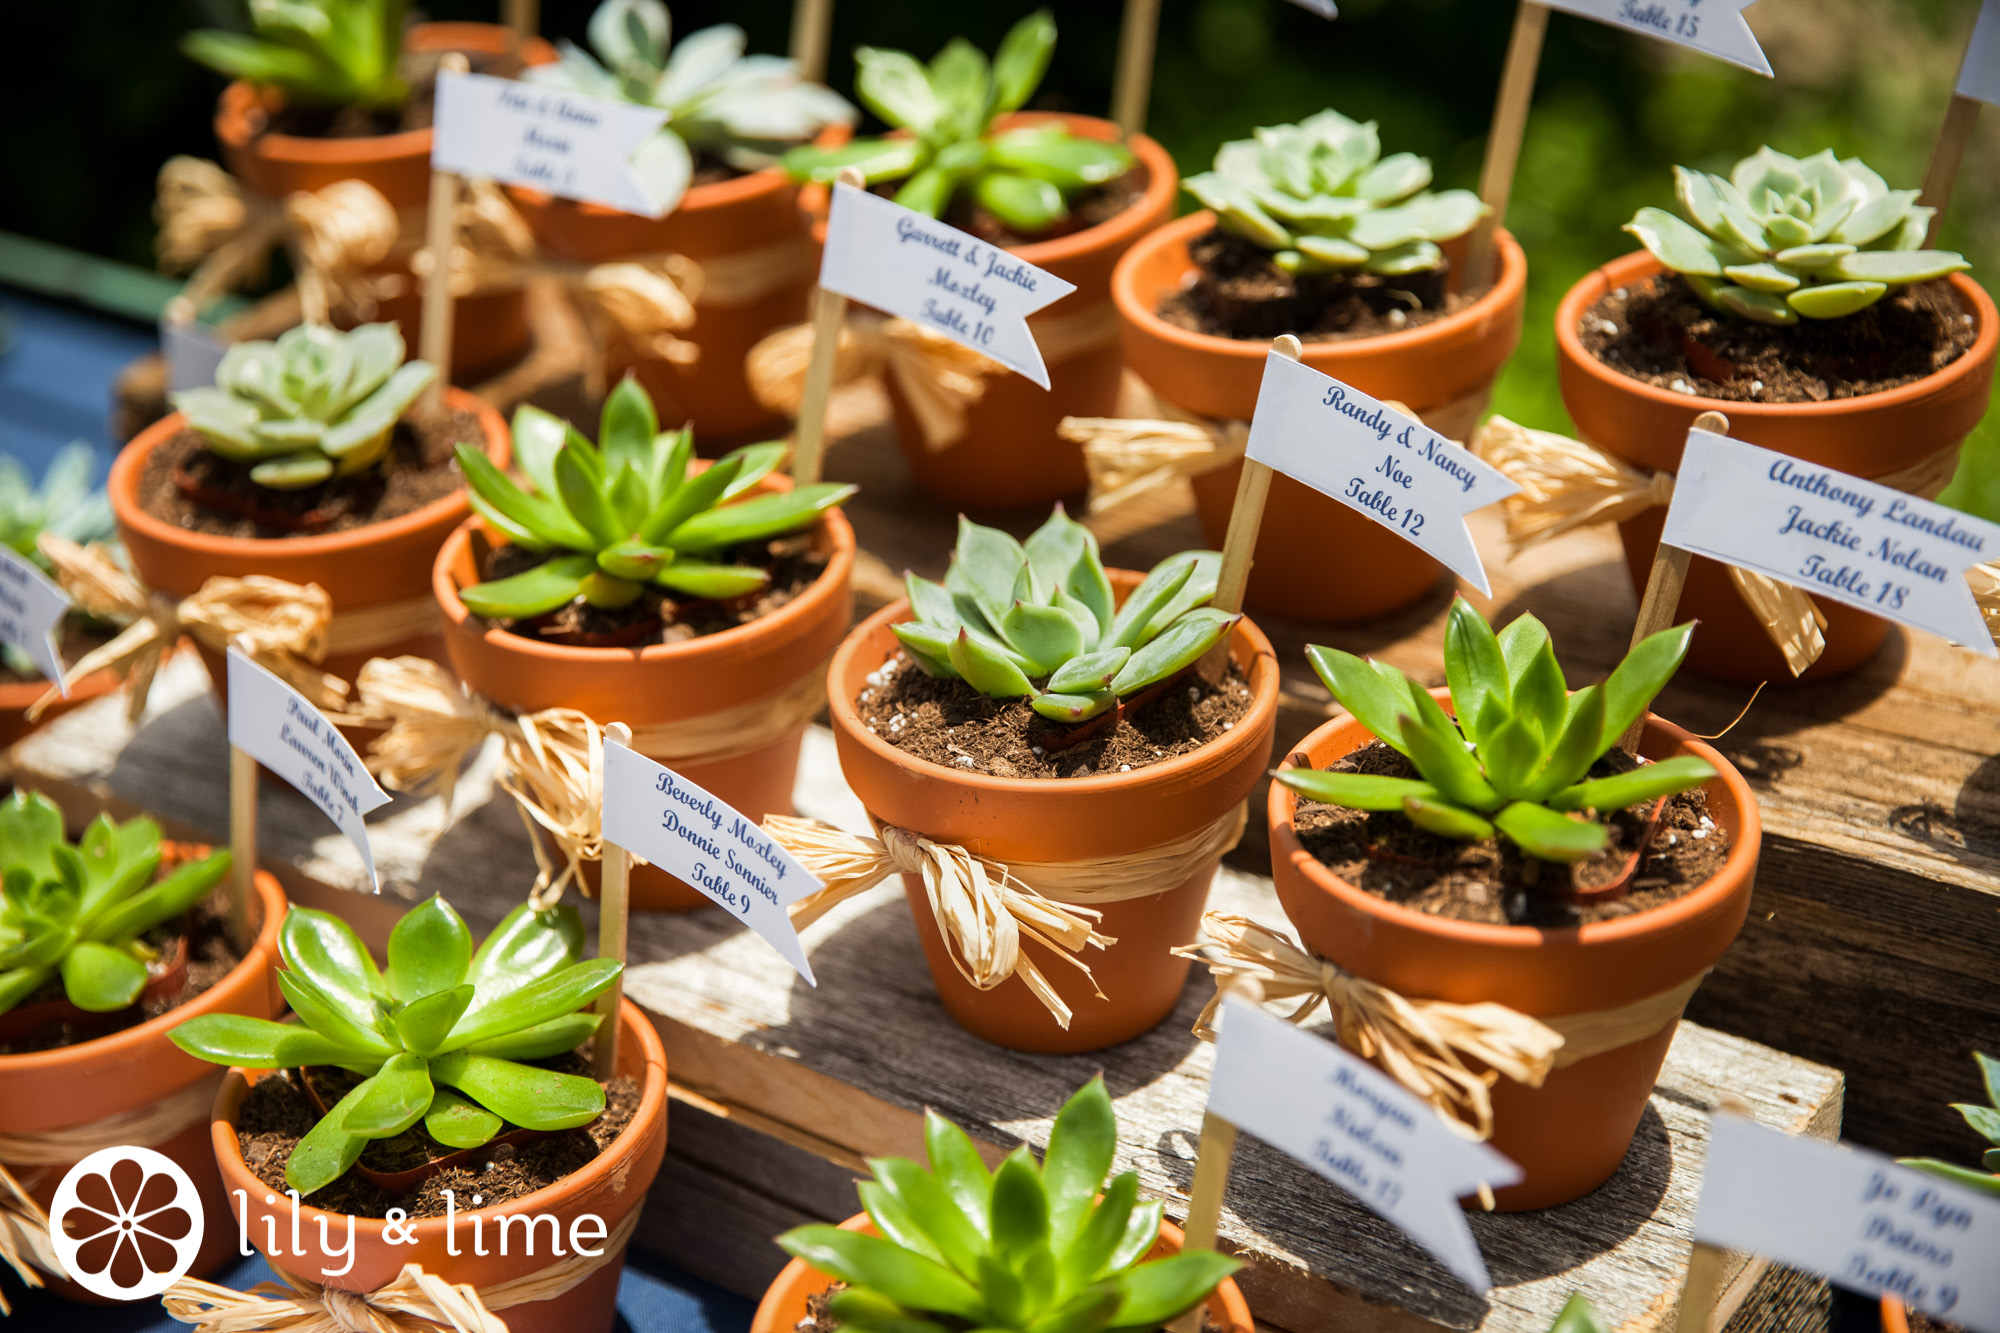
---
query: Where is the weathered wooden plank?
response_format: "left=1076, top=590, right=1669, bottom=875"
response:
left=0, top=660, right=1843, bottom=1333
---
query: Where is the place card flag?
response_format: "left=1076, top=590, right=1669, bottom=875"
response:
left=1243, top=351, right=1517, bottom=594
left=0, top=546, right=73, bottom=694
left=1205, top=998, right=1519, bottom=1293
left=816, top=182, right=1077, bottom=389
left=1696, top=1114, right=2000, bottom=1333
left=225, top=647, right=391, bottom=886
left=1538, top=0, right=1772, bottom=75
left=601, top=741, right=822, bottom=983
left=1284, top=0, right=1338, bottom=16
left=431, top=71, right=674, bottom=217
left=1660, top=430, right=2000, bottom=656
left=1956, top=0, right=2000, bottom=106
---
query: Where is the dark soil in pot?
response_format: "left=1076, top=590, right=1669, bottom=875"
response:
left=1579, top=272, right=1976, bottom=404
left=874, top=164, right=1148, bottom=251
left=0, top=890, right=244, bottom=1054
left=1160, top=227, right=1486, bottom=342
left=797, top=1283, right=1227, bottom=1333
left=856, top=651, right=1254, bottom=780
left=140, top=405, right=483, bottom=538
left=479, top=532, right=830, bottom=648
left=234, top=1055, right=641, bottom=1219
left=1292, top=740, right=1734, bottom=927
left=0, top=616, right=118, bottom=686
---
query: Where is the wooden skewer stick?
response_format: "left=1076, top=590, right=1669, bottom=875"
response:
left=227, top=737, right=258, bottom=955
left=1164, top=975, right=1267, bottom=1333
left=502, top=0, right=538, bottom=42
left=788, top=0, right=836, bottom=86
left=1618, top=408, right=1729, bottom=753
left=1210, top=334, right=1298, bottom=616
left=791, top=165, right=865, bottom=486
left=1111, top=0, right=1165, bottom=137
left=1462, top=2, right=1550, bottom=293
left=1673, top=1095, right=1751, bottom=1333
left=417, top=53, right=470, bottom=415
left=594, top=721, right=634, bottom=1079
left=1920, top=94, right=1982, bottom=247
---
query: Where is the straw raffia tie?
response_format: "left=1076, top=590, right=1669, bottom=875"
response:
left=343, top=655, right=832, bottom=908
left=1063, top=380, right=1494, bottom=529
left=156, top=157, right=405, bottom=327
left=1176, top=912, right=1712, bottom=1141
left=0, top=1164, right=61, bottom=1312
left=28, top=535, right=346, bottom=723
left=1470, top=415, right=1994, bottom=673
left=161, top=1208, right=641, bottom=1333
left=764, top=803, right=1247, bottom=1030
left=746, top=314, right=1001, bottom=453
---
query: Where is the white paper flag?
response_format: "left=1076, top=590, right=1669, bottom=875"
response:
left=431, top=71, right=673, bottom=217
left=1660, top=430, right=2000, bottom=655
left=1696, top=1115, right=2000, bottom=1333
left=1957, top=0, right=2000, bottom=106
left=226, top=648, right=391, bottom=887
left=816, top=182, right=1076, bottom=389
left=1206, top=998, right=1520, bottom=1293
left=1285, top=0, right=1338, bottom=16
left=0, top=546, right=72, bottom=694
left=1243, top=352, right=1517, bottom=594
left=1540, top=1, right=1771, bottom=75
left=601, top=742, right=821, bottom=983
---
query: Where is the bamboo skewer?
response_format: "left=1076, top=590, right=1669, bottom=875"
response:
left=417, top=53, right=470, bottom=413
left=1112, top=0, right=1165, bottom=136
left=594, top=722, right=634, bottom=1079
left=1463, top=2, right=1550, bottom=292
left=791, top=166, right=864, bottom=486
left=1164, top=976, right=1266, bottom=1333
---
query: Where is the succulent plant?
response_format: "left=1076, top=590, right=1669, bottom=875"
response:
left=894, top=509, right=1235, bottom=725
left=1281, top=598, right=1716, bottom=865
left=183, top=0, right=409, bottom=110
left=457, top=377, right=853, bottom=620
left=0, top=792, right=231, bottom=1016
left=782, top=11, right=1134, bottom=235
left=778, top=1076, right=1239, bottom=1333
left=1899, top=1051, right=2000, bottom=1197
left=1183, top=109, right=1487, bottom=277
left=0, top=443, right=117, bottom=678
left=173, top=897, right=621, bottom=1195
left=525, top=0, right=855, bottom=214
left=170, top=323, right=437, bottom=491
left=1625, top=147, right=1971, bottom=324
left=1550, top=1295, right=1611, bottom=1333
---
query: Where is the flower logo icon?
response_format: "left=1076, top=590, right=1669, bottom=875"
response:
left=48, top=1147, right=203, bottom=1300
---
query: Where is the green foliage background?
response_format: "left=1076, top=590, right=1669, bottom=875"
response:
left=3, top=0, right=1996, bottom=511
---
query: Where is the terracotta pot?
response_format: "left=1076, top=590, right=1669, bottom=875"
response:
left=111, top=387, right=510, bottom=700
left=211, top=24, right=551, bottom=380
left=1269, top=689, right=1760, bottom=1209
left=1883, top=1298, right=1909, bottom=1333
left=211, top=999, right=664, bottom=1333
left=0, top=861, right=286, bottom=1298
left=750, top=1211, right=1255, bottom=1333
left=1115, top=212, right=1528, bottom=622
left=433, top=479, right=856, bottom=912
left=507, top=125, right=848, bottom=444
left=816, top=113, right=1174, bottom=511
left=826, top=575, right=1279, bottom=1053
left=0, top=664, right=122, bottom=751
left=1555, top=250, right=1999, bottom=683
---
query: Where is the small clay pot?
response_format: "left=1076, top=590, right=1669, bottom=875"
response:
left=1554, top=250, right=1999, bottom=684
left=1268, top=689, right=1760, bottom=1210
left=110, top=387, right=511, bottom=698
left=210, top=1000, right=666, bottom=1333
left=825, top=574, right=1279, bottom=1053
left=749, top=1212, right=1255, bottom=1333
left=211, top=23, right=552, bottom=380
left=1115, top=211, right=1528, bottom=623
left=0, top=860, right=286, bottom=1298
left=432, top=472, right=855, bottom=912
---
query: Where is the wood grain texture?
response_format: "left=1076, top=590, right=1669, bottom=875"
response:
left=0, top=659, right=1842, bottom=1333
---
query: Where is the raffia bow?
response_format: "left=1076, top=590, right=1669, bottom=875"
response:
left=28, top=535, right=346, bottom=723
left=764, top=803, right=1247, bottom=1030
left=0, top=1164, right=61, bottom=1313
left=1470, top=415, right=1998, bottom=673
left=747, top=314, right=1001, bottom=452
left=157, top=156, right=404, bottom=327
left=161, top=1208, right=640, bottom=1333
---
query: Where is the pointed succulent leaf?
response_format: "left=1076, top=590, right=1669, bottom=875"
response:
left=1304, top=646, right=1412, bottom=755
left=598, top=375, right=657, bottom=476
left=1548, top=755, right=1716, bottom=813
left=1787, top=281, right=1890, bottom=319
left=854, top=46, right=940, bottom=134
left=169, top=1014, right=359, bottom=1070
left=1496, top=613, right=1552, bottom=687
left=1511, top=642, right=1569, bottom=745
left=1107, top=559, right=1195, bottom=651
left=906, top=574, right=962, bottom=630
left=990, top=8, right=1056, bottom=113
left=949, top=629, right=1036, bottom=699
left=1059, top=1169, right=1138, bottom=1286
left=1398, top=702, right=1503, bottom=812
left=1108, top=609, right=1234, bottom=696
left=85, top=849, right=231, bottom=944
left=390, top=983, right=475, bottom=1055
left=992, top=132, right=1132, bottom=191
left=1550, top=1294, right=1614, bottom=1333
left=1773, top=242, right=1856, bottom=269
left=456, top=444, right=594, bottom=550
left=1952, top=1100, right=2000, bottom=1146
left=1402, top=795, right=1496, bottom=841
left=869, top=1155, right=986, bottom=1278
left=554, top=444, right=625, bottom=550
left=1110, top=1251, right=1242, bottom=1329
left=716, top=441, right=787, bottom=499
left=1493, top=801, right=1608, bottom=862
left=924, top=1108, right=995, bottom=1235
left=60, top=941, right=149, bottom=1012
left=1001, top=600, right=1085, bottom=676
left=653, top=561, right=770, bottom=600
left=1707, top=280, right=1800, bottom=325
left=1827, top=250, right=1970, bottom=284
left=276, top=969, right=395, bottom=1056
left=1031, top=690, right=1116, bottom=723
left=439, top=957, right=623, bottom=1051
left=1138, top=552, right=1221, bottom=641
left=1831, top=189, right=1922, bottom=246
left=386, top=895, right=471, bottom=1002
left=1478, top=716, right=1547, bottom=800
left=1107, top=1196, right=1166, bottom=1273
left=782, top=136, right=925, bottom=185
left=1599, top=622, right=1694, bottom=753
left=463, top=1012, right=602, bottom=1061
left=1044, top=1075, right=1116, bottom=1243
left=1625, top=207, right=1747, bottom=276
left=1045, top=648, right=1129, bottom=695
left=458, top=553, right=596, bottom=620
left=1723, top=262, right=1801, bottom=293
left=1900, top=1159, right=2000, bottom=1197
left=425, top=1087, right=505, bottom=1150
left=776, top=1227, right=986, bottom=1320
left=1277, top=768, right=1440, bottom=811
left=0, top=791, right=64, bottom=882
left=989, top=1149, right=1051, bottom=1265
left=857, top=1180, right=947, bottom=1268
left=638, top=455, right=744, bottom=545
left=285, top=1079, right=370, bottom=1196
left=1525, top=686, right=1607, bottom=800
left=429, top=1050, right=607, bottom=1130
left=663, top=484, right=854, bottom=553
left=976, top=172, right=1067, bottom=234
left=892, top=622, right=961, bottom=678
left=1443, top=597, right=1509, bottom=741
left=341, top=1052, right=435, bottom=1137
left=596, top=538, right=674, bottom=582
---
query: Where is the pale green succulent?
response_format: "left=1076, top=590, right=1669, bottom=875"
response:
left=1625, top=147, right=1971, bottom=324
left=170, top=323, right=437, bottom=490
left=1184, top=109, right=1487, bottom=276
left=526, top=0, right=855, bottom=215
left=894, top=509, right=1236, bottom=726
left=182, top=0, right=408, bottom=110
